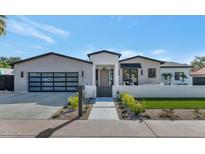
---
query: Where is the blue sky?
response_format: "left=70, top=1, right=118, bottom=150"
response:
left=1, top=15, right=205, bottom=64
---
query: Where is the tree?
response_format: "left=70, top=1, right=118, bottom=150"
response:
left=162, top=73, right=173, bottom=85
left=0, top=56, right=21, bottom=68
left=7, top=57, right=21, bottom=64
left=0, top=15, right=6, bottom=36
left=167, top=73, right=173, bottom=85
left=0, top=61, right=10, bottom=68
left=180, top=73, right=187, bottom=84
left=191, top=56, right=205, bottom=69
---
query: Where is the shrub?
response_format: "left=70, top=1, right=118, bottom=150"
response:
left=119, top=92, right=145, bottom=115
left=68, top=94, right=79, bottom=110
left=51, top=113, right=60, bottom=119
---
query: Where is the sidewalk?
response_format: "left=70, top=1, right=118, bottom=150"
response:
left=1, top=119, right=205, bottom=137
left=88, top=98, right=119, bottom=120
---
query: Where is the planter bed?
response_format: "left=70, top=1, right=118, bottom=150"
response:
left=142, top=109, right=205, bottom=120
left=115, top=100, right=205, bottom=120
left=49, top=98, right=94, bottom=120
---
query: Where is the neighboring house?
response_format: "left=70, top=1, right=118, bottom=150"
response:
left=191, top=66, right=205, bottom=85
left=0, top=68, right=14, bottom=75
left=160, top=62, right=192, bottom=85
left=11, top=50, right=193, bottom=96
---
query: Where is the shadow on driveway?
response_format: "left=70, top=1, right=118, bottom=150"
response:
left=35, top=117, right=79, bottom=138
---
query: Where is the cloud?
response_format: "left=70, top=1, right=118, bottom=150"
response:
left=152, top=49, right=166, bottom=55
left=120, top=50, right=143, bottom=59
left=11, top=50, right=27, bottom=54
left=18, top=16, right=70, bottom=36
left=31, top=45, right=42, bottom=49
left=7, top=16, right=70, bottom=44
left=7, top=20, right=55, bottom=43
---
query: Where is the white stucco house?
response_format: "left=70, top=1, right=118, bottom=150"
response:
left=160, top=62, right=192, bottom=85
left=12, top=50, right=193, bottom=97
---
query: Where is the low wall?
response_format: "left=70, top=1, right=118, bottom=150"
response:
left=84, top=85, right=96, bottom=98
left=112, top=85, right=205, bottom=98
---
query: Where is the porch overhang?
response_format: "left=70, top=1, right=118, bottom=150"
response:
left=120, top=63, right=142, bottom=69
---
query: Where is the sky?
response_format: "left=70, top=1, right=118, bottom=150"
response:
left=1, top=15, right=205, bottom=64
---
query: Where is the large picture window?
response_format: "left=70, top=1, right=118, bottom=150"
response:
left=123, top=69, right=138, bottom=85
left=148, top=68, right=156, bottom=78
left=175, top=72, right=184, bottom=80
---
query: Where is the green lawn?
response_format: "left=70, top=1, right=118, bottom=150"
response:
left=139, top=98, right=205, bottom=109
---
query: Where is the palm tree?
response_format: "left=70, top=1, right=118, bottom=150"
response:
left=162, top=73, right=173, bottom=85
left=0, top=15, right=7, bottom=36
left=167, top=73, right=173, bottom=85
left=162, top=73, right=168, bottom=85
left=180, top=73, right=187, bottom=84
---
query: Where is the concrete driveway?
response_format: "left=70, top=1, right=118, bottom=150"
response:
left=0, top=92, right=74, bottom=119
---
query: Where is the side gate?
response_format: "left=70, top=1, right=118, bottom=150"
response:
left=0, top=75, right=14, bottom=91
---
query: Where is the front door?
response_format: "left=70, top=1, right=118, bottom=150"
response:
left=100, top=69, right=109, bottom=86
left=97, top=69, right=112, bottom=97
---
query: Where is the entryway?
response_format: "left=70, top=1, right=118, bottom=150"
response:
left=88, top=98, right=119, bottom=120
left=96, top=67, right=113, bottom=97
left=97, top=86, right=112, bottom=97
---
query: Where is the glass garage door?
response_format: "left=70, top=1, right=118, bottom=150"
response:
left=28, top=72, right=79, bottom=92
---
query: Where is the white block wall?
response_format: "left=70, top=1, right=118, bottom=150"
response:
left=84, top=85, right=96, bottom=98
left=112, top=85, right=205, bottom=98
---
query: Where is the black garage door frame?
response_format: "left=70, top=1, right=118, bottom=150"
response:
left=28, top=72, right=79, bottom=92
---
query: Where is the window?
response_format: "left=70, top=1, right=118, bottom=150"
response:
left=148, top=68, right=156, bottom=78
left=95, top=69, right=98, bottom=86
left=175, top=72, right=184, bottom=80
left=21, top=71, right=24, bottom=78
left=123, top=69, right=138, bottom=85
left=141, top=69, right=143, bottom=76
left=110, top=69, right=114, bottom=85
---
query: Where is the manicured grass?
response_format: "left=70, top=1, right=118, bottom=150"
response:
left=138, top=98, right=205, bottom=109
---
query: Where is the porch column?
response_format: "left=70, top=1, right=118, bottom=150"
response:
left=114, top=64, right=119, bottom=85
left=92, top=64, right=96, bottom=85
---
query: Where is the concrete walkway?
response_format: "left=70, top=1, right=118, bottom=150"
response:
left=88, top=98, right=119, bottom=120
left=1, top=120, right=205, bottom=137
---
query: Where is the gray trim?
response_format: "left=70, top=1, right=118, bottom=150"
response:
left=120, top=63, right=142, bottom=69
left=119, top=55, right=164, bottom=64
left=87, top=50, right=121, bottom=58
left=160, top=66, right=192, bottom=68
left=11, top=52, right=92, bottom=66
